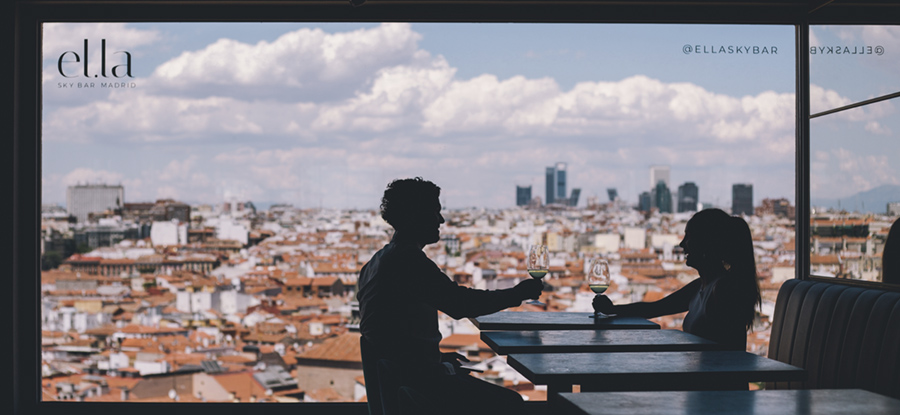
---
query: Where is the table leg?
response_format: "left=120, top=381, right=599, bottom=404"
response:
left=547, top=383, right=572, bottom=404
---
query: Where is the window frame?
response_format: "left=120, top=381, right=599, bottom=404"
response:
left=10, top=1, right=900, bottom=414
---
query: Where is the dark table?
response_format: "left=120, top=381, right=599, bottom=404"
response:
left=471, top=311, right=660, bottom=330
left=556, top=389, right=900, bottom=415
left=507, top=350, right=806, bottom=394
left=482, top=329, right=720, bottom=355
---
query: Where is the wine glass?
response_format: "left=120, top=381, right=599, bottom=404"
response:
left=526, top=245, right=549, bottom=306
left=587, top=257, right=611, bottom=318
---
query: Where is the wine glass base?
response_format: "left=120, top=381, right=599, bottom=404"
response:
left=526, top=300, right=546, bottom=307
left=589, top=312, right=616, bottom=318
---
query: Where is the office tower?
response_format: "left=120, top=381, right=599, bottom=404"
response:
left=516, top=185, right=532, bottom=207
left=732, top=183, right=754, bottom=215
left=653, top=181, right=673, bottom=213
left=569, top=188, right=581, bottom=207
left=677, top=182, right=699, bottom=213
left=639, top=191, right=652, bottom=212
left=545, top=162, right=568, bottom=205
left=67, top=184, right=125, bottom=222
left=650, top=165, right=670, bottom=189
left=556, top=162, right=567, bottom=202
left=607, top=188, right=618, bottom=202
left=545, top=167, right=556, bottom=205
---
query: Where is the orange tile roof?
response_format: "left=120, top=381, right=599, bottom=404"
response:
left=811, top=254, right=841, bottom=265
left=217, top=354, right=256, bottom=364
left=440, top=333, right=490, bottom=351
left=211, top=372, right=267, bottom=402
left=311, top=277, right=341, bottom=286
left=305, top=387, right=345, bottom=402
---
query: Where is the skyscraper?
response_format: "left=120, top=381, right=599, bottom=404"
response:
left=569, top=188, right=581, bottom=207
left=545, top=162, right=568, bottom=205
left=732, top=183, right=754, bottom=215
left=556, top=162, right=567, bottom=202
left=516, top=185, right=532, bottom=207
left=677, top=182, right=699, bottom=213
left=638, top=191, right=652, bottom=212
left=650, top=165, right=670, bottom=189
left=653, top=181, right=673, bottom=213
left=607, top=188, right=618, bottom=202
left=545, top=167, right=556, bottom=205
left=67, top=184, right=125, bottom=223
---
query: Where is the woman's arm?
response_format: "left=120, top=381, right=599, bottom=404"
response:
left=593, top=278, right=701, bottom=318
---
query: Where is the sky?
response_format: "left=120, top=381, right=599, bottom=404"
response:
left=40, top=23, right=899, bottom=210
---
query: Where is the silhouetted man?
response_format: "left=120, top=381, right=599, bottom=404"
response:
left=358, top=177, right=542, bottom=414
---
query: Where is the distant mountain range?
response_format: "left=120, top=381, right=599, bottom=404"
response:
left=811, top=184, right=900, bottom=214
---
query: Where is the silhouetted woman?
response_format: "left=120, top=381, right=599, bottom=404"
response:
left=882, top=218, right=900, bottom=284
left=593, top=208, right=761, bottom=351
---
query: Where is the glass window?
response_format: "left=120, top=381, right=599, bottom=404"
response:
left=40, top=22, right=794, bottom=403
left=809, top=25, right=900, bottom=284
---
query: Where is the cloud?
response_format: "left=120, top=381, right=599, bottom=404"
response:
left=815, top=25, right=900, bottom=77
left=422, top=75, right=796, bottom=155
left=865, top=121, right=892, bottom=135
left=43, top=91, right=319, bottom=142
left=146, top=23, right=425, bottom=101
left=43, top=23, right=161, bottom=60
left=812, top=148, right=900, bottom=197
left=313, top=57, right=456, bottom=132
left=40, top=24, right=894, bottom=208
left=158, top=156, right=199, bottom=181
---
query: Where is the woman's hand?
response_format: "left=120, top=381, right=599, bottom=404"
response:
left=592, top=294, right=615, bottom=314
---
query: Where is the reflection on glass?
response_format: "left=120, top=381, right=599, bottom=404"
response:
left=809, top=25, right=900, bottom=283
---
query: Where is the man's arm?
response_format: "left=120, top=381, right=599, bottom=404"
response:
left=430, top=281, right=540, bottom=319
left=410, top=252, right=541, bottom=319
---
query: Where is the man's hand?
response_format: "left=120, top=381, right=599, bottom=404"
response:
left=441, top=352, right=469, bottom=369
left=592, top=294, right=615, bottom=314
left=513, top=278, right=544, bottom=300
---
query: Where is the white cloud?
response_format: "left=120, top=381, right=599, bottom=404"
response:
left=865, top=121, right=892, bottom=135
left=43, top=92, right=318, bottom=142
left=43, top=23, right=161, bottom=60
left=313, top=57, right=456, bottom=132
left=423, top=74, right=560, bottom=134
left=40, top=24, right=897, bottom=209
left=147, top=23, right=424, bottom=101
left=158, top=156, right=198, bottom=181
left=812, top=148, right=900, bottom=197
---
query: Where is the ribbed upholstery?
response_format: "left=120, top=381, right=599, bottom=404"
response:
left=767, top=279, right=900, bottom=398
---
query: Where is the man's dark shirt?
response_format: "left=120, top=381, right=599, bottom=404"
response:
left=357, top=234, right=521, bottom=370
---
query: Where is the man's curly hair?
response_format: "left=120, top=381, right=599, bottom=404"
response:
left=380, top=177, right=441, bottom=229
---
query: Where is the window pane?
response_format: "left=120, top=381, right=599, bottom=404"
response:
left=41, top=23, right=794, bottom=402
left=810, top=25, right=900, bottom=283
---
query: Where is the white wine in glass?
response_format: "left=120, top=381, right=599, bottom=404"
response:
left=587, top=257, right=611, bottom=318
left=526, top=245, right=549, bottom=306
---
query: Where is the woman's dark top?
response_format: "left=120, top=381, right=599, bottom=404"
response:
left=614, top=276, right=748, bottom=351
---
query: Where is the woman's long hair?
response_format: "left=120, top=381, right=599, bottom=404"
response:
left=688, top=208, right=762, bottom=330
